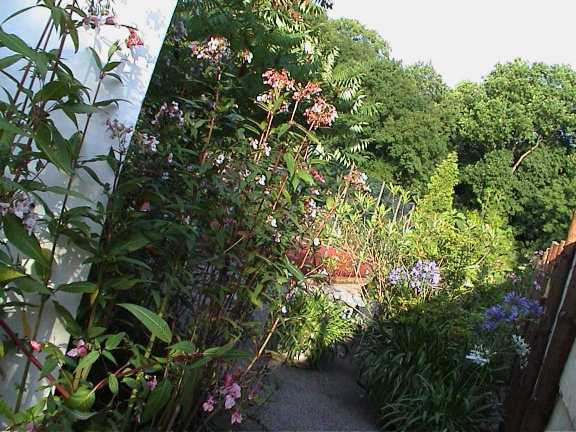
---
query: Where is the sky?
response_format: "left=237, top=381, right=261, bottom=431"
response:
left=330, top=0, right=576, bottom=87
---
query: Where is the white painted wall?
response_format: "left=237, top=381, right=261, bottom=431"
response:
left=0, top=0, right=176, bottom=412
left=547, top=342, right=576, bottom=431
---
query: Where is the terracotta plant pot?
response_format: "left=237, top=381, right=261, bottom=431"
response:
left=287, top=245, right=371, bottom=284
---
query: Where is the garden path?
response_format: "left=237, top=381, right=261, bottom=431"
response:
left=239, top=357, right=379, bottom=431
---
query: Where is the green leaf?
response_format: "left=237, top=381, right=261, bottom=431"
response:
left=53, top=301, right=82, bottom=336
left=89, top=48, right=103, bottom=70
left=284, top=153, right=296, bottom=177
left=40, top=357, right=58, bottom=379
left=168, top=341, right=196, bottom=354
left=101, top=350, right=117, bottom=365
left=34, top=123, right=74, bottom=175
left=118, top=304, right=172, bottom=343
left=108, top=374, right=119, bottom=395
left=0, top=54, right=22, bottom=70
left=142, top=379, right=172, bottom=423
left=105, top=333, right=125, bottom=350
left=0, top=29, right=37, bottom=59
left=14, top=277, right=50, bottom=294
left=0, top=266, right=25, bottom=282
left=77, top=351, right=100, bottom=370
left=0, top=398, right=15, bottom=423
left=57, top=281, right=97, bottom=293
left=283, top=257, right=305, bottom=281
left=3, top=214, right=50, bottom=268
left=104, top=276, right=145, bottom=291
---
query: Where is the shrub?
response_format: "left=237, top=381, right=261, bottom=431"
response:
left=275, top=289, right=356, bottom=367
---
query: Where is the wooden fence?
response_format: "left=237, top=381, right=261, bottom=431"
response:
left=504, top=212, right=576, bottom=431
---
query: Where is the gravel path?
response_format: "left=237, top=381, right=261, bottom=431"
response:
left=239, top=357, right=379, bottom=432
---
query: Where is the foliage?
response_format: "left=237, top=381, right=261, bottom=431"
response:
left=274, top=289, right=356, bottom=367
left=0, top=1, right=341, bottom=431
left=452, top=59, right=576, bottom=250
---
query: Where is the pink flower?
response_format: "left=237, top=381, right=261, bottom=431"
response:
left=202, top=395, right=215, bottom=412
left=26, top=423, right=37, bottom=432
left=191, top=36, right=231, bottom=65
left=105, top=15, right=119, bottom=26
left=126, top=28, right=144, bottom=50
left=227, top=382, right=241, bottom=399
left=231, top=410, right=243, bottom=425
left=304, top=97, right=338, bottom=130
left=224, top=373, right=234, bottom=388
left=146, top=375, right=158, bottom=391
left=293, top=82, right=322, bottom=101
left=262, top=69, right=295, bottom=91
left=67, top=339, right=88, bottom=358
left=224, top=394, right=236, bottom=409
left=139, top=201, right=151, bottom=212
left=29, top=340, right=42, bottom=353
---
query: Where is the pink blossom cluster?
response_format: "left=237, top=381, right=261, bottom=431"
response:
left=344, top=170, right=370, bottom=192
left=82, top=15, right=118, bottom=31
left=126, top=28, right=144, bottom=51
left=304, top=198, right=318, bottom=220
left=67, top=339, right=88, bottom=358
left=0, top=192, right=39, bottom=234
left=311, top=169, right=325, bottom=184
left=137, top=133, right=159, bottom=153
left=304, top=97, right=338, bottom=130
left=262, top=69, right=295, bottom=92
left=202, top=373, right=243, bottom=424
left=106, top=119, right=133, bottom=139
left=293, top=82, right=322, bottom=101
left=191, top=36, right=231, bottom=65
left=152, top=101, right=184, bottom=126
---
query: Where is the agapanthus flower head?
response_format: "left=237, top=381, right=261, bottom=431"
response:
left=466, top=344, right=492, bottom=366
left=293, top=82, right=322, bottom=101
left=304, top=97, right=337, bottom=130
left=512, top=334, right=531, bottom=369
left=191, top=36, right=231, bottom=65
left=262, top=69, right=295, bottom=91
left=482, top=291, right=543, bottom=332
left=409, top=260, right=441, bottom=294
left=387, top=266, right=408, bottom=286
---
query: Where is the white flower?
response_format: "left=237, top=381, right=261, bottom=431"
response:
left=274, top=232, right=281, bottom=243
left=263, top=143, right=271, bottom=157
left=268, top=216, right=277, bottom=228
left=250, top=139, right=259, bottom=150
left=313, top=238, right=320, bottom=247
left=215, top=154, right=225, bottom=165
left=257, top=175, right=266, bottom=186
left=512, top=334, right=531, bottom=369
left=281, top=306, right=288, bottom=314
left=466, top=345, right=491, bottom=366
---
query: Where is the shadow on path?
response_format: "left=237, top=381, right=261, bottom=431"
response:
left=240, top=357, right=379, bottom=431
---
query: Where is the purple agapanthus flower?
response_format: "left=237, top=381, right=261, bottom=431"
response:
left=387, top=260, right=441, bottom=295
left=482, top=291, right=543, bottom=332
left=388, top=267, right=408, bottom=286
left=409, top=260, right=441, bottom=294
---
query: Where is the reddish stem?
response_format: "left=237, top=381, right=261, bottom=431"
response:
left=0, top=319, right=71, bottom=399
